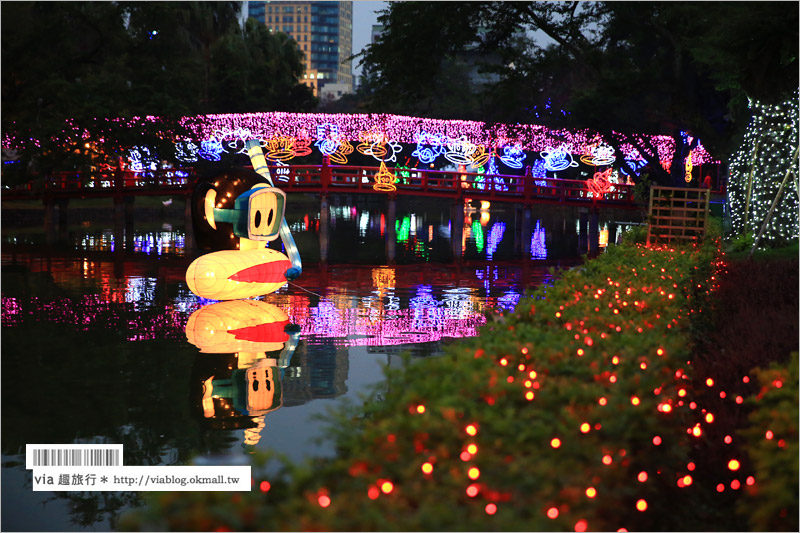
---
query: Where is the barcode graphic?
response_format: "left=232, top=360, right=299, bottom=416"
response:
left=26, top=444, right=123, bottom=469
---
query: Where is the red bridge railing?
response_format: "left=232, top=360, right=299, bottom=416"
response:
left=3, top=163, right=637, bottom=209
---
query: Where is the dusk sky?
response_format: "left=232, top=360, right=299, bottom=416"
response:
left=352, top=1, right=388, bottom=76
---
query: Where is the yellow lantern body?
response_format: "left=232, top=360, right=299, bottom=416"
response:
left=186, top=248, right=291, bottom=300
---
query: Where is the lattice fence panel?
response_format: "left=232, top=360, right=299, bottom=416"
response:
left=647, top=186, right=710, bottom=246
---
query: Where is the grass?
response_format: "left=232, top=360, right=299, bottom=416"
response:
left=724, top=240, right=799, bottom=262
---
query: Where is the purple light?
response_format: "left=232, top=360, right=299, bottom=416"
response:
left=531, top=220, right=547, bottom=259
left=486, top=222, right=506, bottom=259
left=4, top=112, right=719, bottom=165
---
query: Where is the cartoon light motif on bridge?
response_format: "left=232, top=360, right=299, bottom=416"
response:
left=412, top=132, right=448, bottom=164
left=541, top=145, right=579, bottom=172
left=620, top=158, right=647, bottom=178
left=486, top=155, right=508, bottom=191
left=580, top=142, right=616, bottom=166
left=263, top=135, right=301, bottom=162
left=499, top=143, right=526, bottom=169
left=186, top=299, right=300, bottom=448
left=373, top=162, right=398, bottom=192
left=315, top=123, right=354, bottom=164
left=445, top=136, right=482, bottom=166
left=357, top=130, right=403, bottom=163
left=186, top=140, right=302, bottom=300
left=585, top=167, right=615, bottom=197
left=174, top=140, right=200, bottom=163
left=127, top=146, right=159, bottom=172
left=199, top=137, right=224, bottom=161
left=531, top=158, right=548, bottom=187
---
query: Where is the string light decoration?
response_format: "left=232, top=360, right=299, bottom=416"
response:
left=373, top=162, right=398, bottom=192
left=412, top=132, right=448, bottom=164
left=541, top=145, right=579, bottom=172
left=2, top=112, right=720, bottom=175
left=499, top=143, right=526, bottom=169
left=684, top=151, right=694, bottom=183
left=586, top=168, right=614, bottom=197
left=727, top=93, right=799, bottom=248
left=531, top=159, right=548, bottom=187
left=580, top=142, right=616, bottom=166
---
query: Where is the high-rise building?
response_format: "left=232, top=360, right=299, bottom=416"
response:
left=247, top=1, right=353, bottom=96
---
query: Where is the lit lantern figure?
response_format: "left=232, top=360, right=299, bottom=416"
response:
left=186, top=142, right=302, bottom=300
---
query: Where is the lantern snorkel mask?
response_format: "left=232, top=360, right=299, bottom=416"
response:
left=204, top=185, right=286, bottom=242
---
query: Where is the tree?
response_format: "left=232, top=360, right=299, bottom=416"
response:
left=357, top=2, right=492, bottom=119
left=356, top=2, right=798, bottom=185
left=1, top=2, right=136, bottom=182
left=1, top=2, right=320, bottom=183
left=209, top=18, right=317, bottom=113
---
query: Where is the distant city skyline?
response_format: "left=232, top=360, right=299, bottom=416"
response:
left=241, top=1, right=386, bottom=87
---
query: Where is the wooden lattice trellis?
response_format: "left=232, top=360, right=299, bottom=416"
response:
left=647, top=186, right=710, bottom=246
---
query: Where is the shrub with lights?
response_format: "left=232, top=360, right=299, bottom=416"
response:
left=738, top=352, right=798, bottom=531
left=124, top=223, right=794, bottom=532
left=727, top=93, right=799, bottom=248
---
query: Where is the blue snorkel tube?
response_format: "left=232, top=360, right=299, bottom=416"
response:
left=245, top=140, right=302, bottom=281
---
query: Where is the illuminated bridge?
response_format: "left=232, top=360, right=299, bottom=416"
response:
left=2, top=160, right=637, bottom=210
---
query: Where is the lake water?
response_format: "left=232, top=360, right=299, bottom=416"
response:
left=1, top=194, right=640, bottom=531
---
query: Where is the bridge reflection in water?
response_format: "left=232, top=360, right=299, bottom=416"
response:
left=5, top=158, right=638, bottom=254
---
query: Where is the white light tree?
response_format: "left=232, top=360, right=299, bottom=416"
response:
left=727, top=94, right=799, bottom=250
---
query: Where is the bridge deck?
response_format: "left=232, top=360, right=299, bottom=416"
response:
left=2, top=163, right=638, bottom=210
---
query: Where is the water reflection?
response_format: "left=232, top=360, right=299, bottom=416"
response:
left=186, top=300, right=301, bottom=449
left=4, top=196, right=640, bottom=264
left=1, top=195, right=642, bottom=531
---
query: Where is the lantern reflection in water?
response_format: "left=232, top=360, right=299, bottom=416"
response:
left=186, top=300, right=301, bottom=449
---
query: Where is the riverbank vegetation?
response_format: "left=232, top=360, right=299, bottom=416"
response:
left=122, top=222, right=797, bottom=531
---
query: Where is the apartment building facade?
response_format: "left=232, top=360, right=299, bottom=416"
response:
left=247, top=1, right=353, bottom=96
